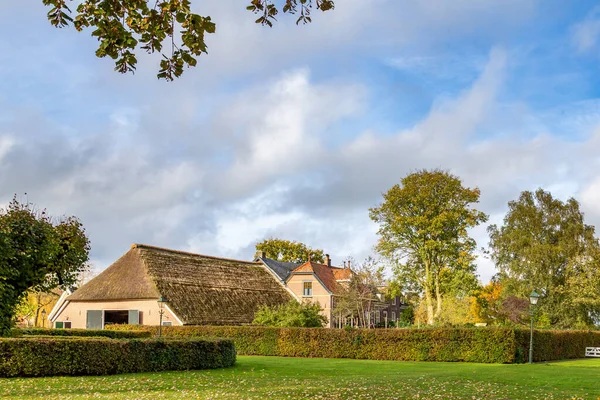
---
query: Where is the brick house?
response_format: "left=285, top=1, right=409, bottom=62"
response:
left=255, top=252, right=405, bottom=328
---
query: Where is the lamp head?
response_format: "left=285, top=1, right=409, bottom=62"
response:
left=529, top=290, right=539, bottom=306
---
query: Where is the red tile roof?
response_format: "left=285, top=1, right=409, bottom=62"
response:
left=290, top=261, right=353, bottom=293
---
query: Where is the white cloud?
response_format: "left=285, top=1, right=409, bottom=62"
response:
left=0, top=135, right=15, bottom=162
left=572, top=7, right=600, bottom=52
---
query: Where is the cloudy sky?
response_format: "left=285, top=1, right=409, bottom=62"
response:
left=1, top=1, right=600, bottom=282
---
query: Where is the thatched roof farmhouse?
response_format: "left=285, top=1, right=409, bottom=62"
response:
left=51, top=244, right=292, bottom=329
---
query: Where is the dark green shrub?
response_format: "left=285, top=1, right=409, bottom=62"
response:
left=11, top=328, right=150, bottom=339
left=253, top=300, right=328, bottom=327
left=109, top=324, right=600, bottom=363
left=107, top=325, right=517, bottom=363
left=0, top=337, right=236, bottom=377
left=514, top=329, right=600, bottom=362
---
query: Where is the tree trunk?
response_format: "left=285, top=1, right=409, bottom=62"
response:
left=424, top=288, right=434, bottom=325
left=434, top=271, right=442, bottom=320
left=424, top=261, right=434, bottom=324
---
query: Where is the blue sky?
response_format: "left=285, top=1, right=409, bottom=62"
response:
left=2, top=1, right=600, bottom=282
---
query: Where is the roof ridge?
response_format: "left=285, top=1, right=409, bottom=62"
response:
left=132, top=243, right=261, bottom=265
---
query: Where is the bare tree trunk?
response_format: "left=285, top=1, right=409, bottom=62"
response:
left=424, top=288, right=434, bottom=325
left=434, top=271, right=442, bottom=320
left=424, top=261, right=434, bottom=325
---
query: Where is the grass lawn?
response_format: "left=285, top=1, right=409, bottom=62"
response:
left=2, top=356, right=600, bottom=400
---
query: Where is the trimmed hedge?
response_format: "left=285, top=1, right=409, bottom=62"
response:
left=0, top=337, right=236, bottom=377
left=9, top=328, right=151, bottom=339
left=514, top=329, right=600, bottom=363
left=108, top=325, right=516, bottom=363
left=108, top=325, right=600, bottom=363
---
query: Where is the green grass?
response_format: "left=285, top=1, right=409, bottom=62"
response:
left=2, top=356, right=600, bottom=399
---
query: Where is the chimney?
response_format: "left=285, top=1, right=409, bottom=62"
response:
left=347, top=260, right=351, bottom=269
left=325, top=254, right=331, bottom=267
left=254, top=250, right=266, bottom=259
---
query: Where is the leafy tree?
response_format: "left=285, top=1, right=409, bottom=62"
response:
left=0, top=197, right=90, bottom=336
left=333, top=256, right=386, bottom=329
left=501, top=295, right=529, bottom=325
left=15, top=290, right=60, bottom=328
left=436, top=296, right=475, bottom=327
left=488, top=188, right=600, bottom=328
left=470, top=281, right=504, bottom=325
left=255, top=238, right=324, bottom=263
left=42, top=0, right=335, bottom=80
left=253, top=300, right=327, bottom=327
left=370, top=169, right=488, bottom=325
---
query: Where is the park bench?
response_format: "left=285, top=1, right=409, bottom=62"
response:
left=585, top=347, right=600, bottom=357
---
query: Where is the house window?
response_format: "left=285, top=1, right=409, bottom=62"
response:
left=392, top=297, right=396, bottom=305
left=383, top=311, right=388, bottom=321
left=64, top=321, right=72, bottom=329
left=375, top=311, right=380, bottom=324
left=55, top=321, right=72, bottom=329
left=162, top=321, right=173, bottom=326
left=303, top=281, right=313, bottom=297
left=391, top=312, right=396, bottom=322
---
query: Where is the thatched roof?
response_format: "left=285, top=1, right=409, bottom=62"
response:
left=68, top=244, right=292, bottom=325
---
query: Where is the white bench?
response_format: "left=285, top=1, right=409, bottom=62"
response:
left=585, top=347, right=600, bottom=357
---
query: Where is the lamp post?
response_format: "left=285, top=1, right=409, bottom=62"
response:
left=157, top=296, right=167, bottom=337
left=528, top=290, right=539, bottom=364
left=41, top=309, right=47, bottom=328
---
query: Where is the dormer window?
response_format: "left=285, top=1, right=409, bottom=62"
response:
left=303, top=281, right=313, bottom=297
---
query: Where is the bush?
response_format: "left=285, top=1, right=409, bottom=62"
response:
left=0, top=337, right=236, bottom=377
left=108, top=325, right=516, bottom=363
left=10, top=328, right=151, bottom=339
left=108, top=325, right=600, bottom=363
left=253, top=300, right=328, bottom=327
left=514, top=329, right=600, bottom=362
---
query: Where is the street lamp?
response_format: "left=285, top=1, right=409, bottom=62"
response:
left=157, top=296, right=167, bottom=337
left=41, top=309, right=47, bottom=328
left=528, top=290, right=540, bottom=364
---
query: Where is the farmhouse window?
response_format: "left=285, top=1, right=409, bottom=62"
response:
left=303, top=281, right=313, bottom=297
left=383, top=311, right=388, bottom=321
left=391, top=312, right=396, bottom=321
left=375, top=311, right=380, bottom=324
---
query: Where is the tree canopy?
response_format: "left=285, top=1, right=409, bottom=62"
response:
left=333, top=256, right=386, bottom=329
left=370, top=169, right=487, bottom=325
left=253, top=299, right=327, bottom=327
left=42, top=0, right=335, bottom=80
left=488, top=188, right=600, bottom=328
left=255, top=238, right=324, bottom=263
left=0, top=197, right=90, bottom=335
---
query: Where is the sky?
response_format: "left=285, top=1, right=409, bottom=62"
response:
left=2, top=1, right=600, bottom=283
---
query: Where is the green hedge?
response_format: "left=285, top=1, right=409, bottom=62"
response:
left=107, top=325, right=516, bottom=363
left=514, top=329, right=600, bottom=363
left=108, top=325, right=600, bottom=363
left=10, top=328, right=151, bottom=339
left=0, top=337, right=236, bottom=377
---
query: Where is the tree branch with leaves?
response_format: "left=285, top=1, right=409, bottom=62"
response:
left=42, top=0, right=335, bottom=80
